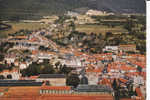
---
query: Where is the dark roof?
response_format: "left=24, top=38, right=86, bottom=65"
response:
left=0, top=80, right=43, bottom=86
left=74, top=85, right=113, bottom=93
left=38, top=74, right=66, bottom=78
left=0, top=80, right=35, bottom=83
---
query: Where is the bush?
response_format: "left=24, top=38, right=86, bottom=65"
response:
left=66, top=74, right=80, bottom=88
left=7, top=74, right=12, bottom=79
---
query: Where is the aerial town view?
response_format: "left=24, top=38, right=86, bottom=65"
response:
left=0, top=0, right=146, bottom=100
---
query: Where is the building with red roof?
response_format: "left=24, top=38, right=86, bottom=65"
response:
left=119, top=45, right=136, bottom=52
left=0, top=85, right=114, bottom=100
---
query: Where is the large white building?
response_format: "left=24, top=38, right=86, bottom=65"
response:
left=86, top=10, right=106, bottom=16
left=36, top=74, right=66, bottom=86
left=103, top=46, right=118, bottom=53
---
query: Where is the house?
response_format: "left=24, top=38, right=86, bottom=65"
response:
left=13, top=41, right=39, bottom=50
left=119, top=45, right=136, bottom=52
left=103, top=46, right=118, bottom=53
left=19, top=62, right=28, bottom=70
left=12, top=36, right=28, bottom=40
left=37, top=52, right=56, bottom=60
left=29, top=76, right=39, bottom=80
left=0, top=69, right=20, bottom=80
left=36, top=74, right=66, bottom=86
left=86, top=68, right=102, bottom=85
left=14, top=60, right=19, bottom=66
left=120, top=65, right=137, bottom=73
left=4, top=54, right=16, bottom=64
left=75, top=15, right=97, bottom=24
left=62, top=58, right=82, bottom=68
left=65, top=11, right=79, bottom=17
left=133, top=75, right=144, bottom=86
left=99, top=78, right=112, bottom=87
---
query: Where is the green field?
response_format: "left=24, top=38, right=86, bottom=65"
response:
left=76, top=24, right=128, bottom=35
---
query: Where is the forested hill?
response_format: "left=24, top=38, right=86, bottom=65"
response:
left=0, top=0, right=146, bottom=20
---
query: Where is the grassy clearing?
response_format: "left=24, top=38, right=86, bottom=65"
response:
left=76, top=24, right=128, bottom=34
left=0, top=22, right=48, bottom=35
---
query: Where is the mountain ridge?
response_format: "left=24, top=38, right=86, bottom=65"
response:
left=0, top=0, right=146, bottom=20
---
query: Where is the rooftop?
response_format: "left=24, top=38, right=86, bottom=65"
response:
left=75, top=85, right=113, bottom=93
left=41, top=86, right=71, bottom=90
left=0, top=80, right=43, bottom=87
left=38, top=74, right=66, bottom=78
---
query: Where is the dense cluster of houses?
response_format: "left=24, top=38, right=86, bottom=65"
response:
left=0, top=12, right=146, bottom=100
left=0, top=38, right=146, bottom=99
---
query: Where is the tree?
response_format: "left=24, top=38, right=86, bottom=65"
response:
left=43, top=59, right=50, bottom=64
left=128, top=84, right=135, bottom=97
left=55, top=61, right=61, bottom=68
left=98, top=33, right=103, bottom=39
left=23, top=62, right=41, bottom=76
left=0, top=64, right=5, bottom=72
left=135, top=32, right=146, bottom=40
left=112, top=78, right=118, bottom=91
left=41, top=64, right=55, bottom=74
left=0, top=75, right=5, bottom=79
left=23, top=50, right=31, bottom=54
left=106, top=32, right=113, bottom=38
left=45, top=81, right=50, bottom=86
left=73, top=17, right=77, bottom=21
left=137, top=66, right=142, bottom=72
left=115, top=88, right=120, bottom=100
left=7, top=74, right=12, bottom=79
left=124, top=18, right=135, bottom=32
left=113, top=79, right=120, bottom=100
left=66, top=74, right=80, bottom=88
left=60, top=65, right=73, bottom=75
left=0, top=54, right=4, bottom=61
left=21, top=61, right=56, bottom=77
left=39, top=46, right=49, bottom=51
left=69, top=21, right=76, bottom=32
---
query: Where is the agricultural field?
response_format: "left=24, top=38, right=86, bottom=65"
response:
left=75, top=24, right=128, bottom=35
left=0, top=22, right=48, bottom=38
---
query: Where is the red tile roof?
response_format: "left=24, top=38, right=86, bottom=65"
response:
left=135, top=87, right=142, bottom=97
left=15, top=36, right=27, bottom=39
left=119, top=78, right=128, bottom=83
left=120, top=66, right=137, bottom=71
left=119, top=45, right=136, bottom=47
left=32, top=50, right=38, bottom=55
left=29, top=37, right=39, bottom=42
left=120, top=99, right=134, bottom=100
left=135, top=88, right=143, bottom=97
left=29, top=76, right=39, bottom=80
left=86, top=68, right=102, bottom=73
left=41, top=86, right=71, bottom=90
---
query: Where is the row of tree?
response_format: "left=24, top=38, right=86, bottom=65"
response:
left=112, top=79, right=137, bottom=100
left=21, top=60, right=74, bottom=77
